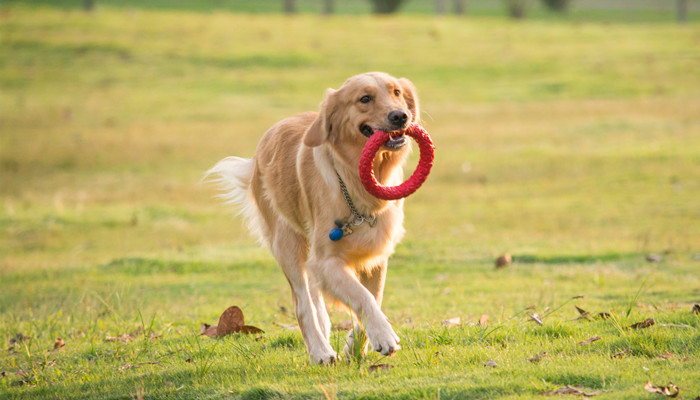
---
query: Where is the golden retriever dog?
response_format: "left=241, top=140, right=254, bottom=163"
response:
left=208, top=72, right=419, bottom=364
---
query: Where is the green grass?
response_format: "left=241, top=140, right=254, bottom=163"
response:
left=1, top=3, right=700, bottom=399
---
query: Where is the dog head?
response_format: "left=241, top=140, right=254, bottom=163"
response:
left=303, top=72, right=420, bottom=165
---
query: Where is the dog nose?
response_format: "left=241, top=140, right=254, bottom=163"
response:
left=387, top=110, right=408, bottom=128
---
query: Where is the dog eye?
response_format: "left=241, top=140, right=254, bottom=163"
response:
left=394, top=89, right=401, bottom=96
left=359, top=95, right=372, bottom=104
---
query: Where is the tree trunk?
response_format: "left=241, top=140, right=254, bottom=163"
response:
left=436, top=0, right=446, bottom=15
left=506, top=0, right=527, bottom=19
left=372, top=0, right=405, bottom=14
left=454, top=0, right=465, bottom=15
left=677, top=0, right=688, bottom=24
left=322, top=0, right=334, bottom=15
left=284, top=0, right=296, bottom=14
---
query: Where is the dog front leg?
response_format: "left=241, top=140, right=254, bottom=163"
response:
left=343, top=262, right=388, bottom=359
left=313, top=257, right=400, bottom=356
left=272, top=228, right=336, bottom=365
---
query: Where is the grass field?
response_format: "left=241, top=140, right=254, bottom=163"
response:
left=1, top=2, right=700, bottom=399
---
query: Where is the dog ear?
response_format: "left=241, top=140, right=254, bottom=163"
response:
left=304, top=88, right=339, bottom=147
left=398, top=78, right=420, bottom=124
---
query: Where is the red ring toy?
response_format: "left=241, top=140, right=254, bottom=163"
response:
left=359, top=123, right=434, bottom=200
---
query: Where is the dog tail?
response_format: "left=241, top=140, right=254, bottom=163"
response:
left=205, top=157, right=268, bottom=246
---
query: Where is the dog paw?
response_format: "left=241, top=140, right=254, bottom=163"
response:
left=366, top=321, right=401, bottom=356
left=309, top=348, right=337, bottom=365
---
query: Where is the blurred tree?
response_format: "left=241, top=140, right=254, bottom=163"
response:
left=454, top=0, right=465, bottom=15
left=322, top=0, right=334, bottom=15
left=437, top=0, right=466, bottom=15
left=541, top=0, right=570, bottom=12
left=677, top=0, right=688, bottom=23
left=284, top=0, right=295, bottom=14
left=505, top=0, right=527, bottom=19
left=436, top=0, right=446, bottom=15
left=371, top=0, right=406, bottom=14
left=83, top=0, right=94, bottom=11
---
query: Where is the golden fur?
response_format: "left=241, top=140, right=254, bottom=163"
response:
left=208, top=72, right=420, bottom=364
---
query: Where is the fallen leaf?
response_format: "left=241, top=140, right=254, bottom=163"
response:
left=201, top=324, right=218, bottom=338
left=575, top=306, right=591, bottom=320
left=478, top=314, right=489, bottom=326
left=484, top=360, right=497, bottom=368
left=53, top=338, right=65, bottom=350
left=528, top=313, right=544, bottom=326
left=201, top=306, right=264, bottom=338
left=527, top=352, right=548, bottom=363
left=368, top=364, right=394, bottom=374
left=629, top=318, right=655, bottom=330
left=237, top=325, right=264, bottom=334
left=646, top=254, right=662, bottom=262
left=611, top=348, right=629, bottom=359
left=9, top=333, right=30, bottom=345
left=441, top=317, right=461, bottom=328
left=185, top=358, right=193, bottom=363
left=692, top=304, right=699, bottom=315
left=495, top=253, right=511, bottom=268
left=659, top=350, right=675, bottom=359
left=577, top=335, right=602, bottom=346
left=216, top=306, right=245, bottom=337
left=644, top=381, right=679, bottom=398
left=540, top=385, right=602, bottom=396
left=596, top=312, right=611, bottom=320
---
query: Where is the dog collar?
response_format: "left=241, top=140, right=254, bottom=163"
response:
left=329, top=172, right=376, bottom=242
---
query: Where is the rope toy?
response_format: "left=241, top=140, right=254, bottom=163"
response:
left=359, top=123, right=435, bottom=201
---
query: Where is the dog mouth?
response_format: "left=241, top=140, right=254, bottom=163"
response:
left=360, top=124, right=407, bottom=151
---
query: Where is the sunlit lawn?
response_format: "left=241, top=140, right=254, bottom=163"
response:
left=1, top=3, right=699, bottom=399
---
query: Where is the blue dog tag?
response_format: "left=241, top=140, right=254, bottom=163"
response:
left=329, top=228, right=344, bottom=242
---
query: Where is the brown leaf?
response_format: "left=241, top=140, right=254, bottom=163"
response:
left=201, top=324, right=218, bottom=338
left=629, top=318, right=655, bottom=330
left=692, top=304, right=700, bottom=315
left=611, top=348, right=629, bottom=359
left=528, top=313, right=543, bottom=326
left=575, top=306, right=591, bottom=320
left=527, top=352, right=548, bottom=363
left=9, top=333, right=30, bottom=345
left=202, top=306, right=264, bottom=338
left=237, top=325, right=265, bottom=334
left=185, top=358, right=193, bottom=363
left=644, top=381, right=679, bottom=398
left=540, top=385, right=602, bottom=396
left=596, top=312, right=611, bottom=320
left=368, top=364, right=394, bottom=374
left=478, top=314, right=489, bottom=326
left=646, top=254, right=662, bottom=262
left=659, top=350, right=675, bottom=359
left=53, top=338, right=65, bottom=350
left=577, top=335, right=602, bottom=346
left=216, top=306, right=245, bottom=337
left=495, top=253, right=511, bottom=268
